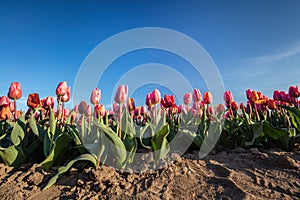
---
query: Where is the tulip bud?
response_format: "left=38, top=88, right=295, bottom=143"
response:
left=113, top=103, right=120, bottom=113
left=134, top=107, right=140, bottom=117
left=61, top=87, right=71, bottom=103
left=42, top=96, right=55, bottom=110
left=127, top=97, right=135, bottom=112
left=223, top=91, right=233, bottom=105
left=27, top=93, right=40, bottom=109
left=0, top=106, right=12, bottom=120
left=267, top=99, right=276, bottom=110
left=230, top=101, right=239, bottom=111
left=183, top=93, right=191, bottom=105
left=151, top=89, right=161, bottom=105
left=240, top=102, right=245, bottom=110
left=114, top=85, right=128, bottom=104
left=8, top=82, right=22, bottom=100
left=216, top=103, right=225, bottom=114
left=95, top=104, right=105, bottom=118
left=288, top=85, right=300, bottom=98
left=145, top=93, right=152, bottom=107
left=90, top=88, right=101, bottom=105
left=0, top=96, right=10, bottom=107
left=192, top=88, right=202, bottom=102
left=140, top=105, right=146, bottom=116
left=246, top=89, right=252, bottom=100
left=203, top=91, right=213, bottom=104
left=273, top=90, right=281, bottom=101
left=56, top=81, right=68, bottom=96
left=78, top=101, right=87, bottom=114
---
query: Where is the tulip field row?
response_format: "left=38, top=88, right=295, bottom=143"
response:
left=0, top=81, right=300, bottom=190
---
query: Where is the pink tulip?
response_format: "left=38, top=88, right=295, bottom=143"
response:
left=216, top=104, right=225, bottom=114
left=203, top=92, right=213, bottom=104
left=73, top=104, right=79, bottom=113
left=145, top=93, right=152, bottom=107
left=56, top=81, right=68, bottom=96
left=61, top=87, right=71, bottom=102
left=90, top=88, right=101, bottom=105
left=273, top=90, right=281, bottom=101
left=151, top=89, right=161, bottom=105
left=288, top=85, right=300, bottom=98
left=113, top=103, right=120, bottom=113
left=86, top=105, right=92, bottom=116
left=223, top=91, right=233, bottom=105
left=183, top=93, right=191, bottom=105
left=192, top=88, right=202, bottom=102
left=42, top=96, right=55, bottom=109
left=78, top=101, right=87, bottom=114
left=0, top=96, right=10, bottom=107
left=114, top=85, right=128, bottom=104
left=8, top=82, right=22, bottom=100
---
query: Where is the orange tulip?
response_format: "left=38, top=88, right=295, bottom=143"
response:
left=203, top=91, right=213, bottom=104
left=0, top=106, right=12, bottom=120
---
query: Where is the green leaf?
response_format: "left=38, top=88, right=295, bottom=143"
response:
left=245, top=122, right=264, bottom=146
left=10, top=120, right=25, bottom=146
left=0, top=145, right=27, bottom=168
left=49, top=108, right=56, bottom=135
left=263, top=121, right=287, bottom=140
left=42, top=153, right=97, bottom=191
left=123, top=136, right=137, bottom=164
left=151, top=124, right=170, bottom=163
left=281, top=106, right=300, bottom=132
left=41, top=133, right=73, bottom=171
left=95, top=122, right=127, bottom=167
left=29, top=113, right=39, bottom=136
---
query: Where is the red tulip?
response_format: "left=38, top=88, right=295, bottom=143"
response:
left=0, top=106, right=12, bottom=120
left=90, top=88, right=101, bottom=105
left=27, top=93, right=40, bottom=109
left=41, top=96, right=55, bottom=109
left=192, top=88, right=202, bottom=102
left=0, top=96, right=10, bottom=107
left=95, top=104, right=106, bottom=118
left=288, top=86, right=300, bottom=98
left=151, top=89, right=161, bottom=105
left=161, top=95, right=175, bottom=108
left=206, top=106, right=214, bottom=115
left=267, top=99, right=276, bottom=110
left=216, top=103, right=225, bottom=114
left=8, top=82, right=22, bottom=100
left=246, top=89, right=252, bottom=100
left=273, top=90, right=281, bottom=101
left=203, top=91, right=213, bottom=104
left=114, top=85, right=128, bottom=104
left=230, top=101, right=239, bottom=111
left=223, top=91, right=233, bottom=105
left=78, top=101, right=87, bottom=114
left=140, top=105, right=146, bottom=116
left=239, top=102, right=245, bottom=110
left=183, top=93, right=191, bottom=105
left=56, top=81, right=68, bottom=96
left=127, top=97, right=135, bottom=112
left=145, top=93, right=152, bottom=107
left=61, top=87, right=71, bottom=102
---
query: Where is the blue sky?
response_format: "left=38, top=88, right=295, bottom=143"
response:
left=1, top=0, right=300, bottom=109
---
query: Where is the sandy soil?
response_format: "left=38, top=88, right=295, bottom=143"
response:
left=0, top=147, right=300, bottom=200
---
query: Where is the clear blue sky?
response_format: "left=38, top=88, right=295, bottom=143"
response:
left=1, top=0, right=300, bottom=109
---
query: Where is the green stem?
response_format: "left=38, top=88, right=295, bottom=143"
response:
left=119, top=103, right=122, bottom=138
left=13, top=99, right=17, bottom=121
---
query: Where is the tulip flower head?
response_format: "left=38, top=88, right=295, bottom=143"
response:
left=114, top=85, right=128, bottom=104
left=127, top=97, right=136, bottom=112
left=56, top=81, right=68, bottom=96
left=151, top=89, right=161, bottom=105
left=289, top=85, right=300, bottom=98
left=27, top=93, right=40, bottom=109
left=223, top=91, right=233, bottom=106
left=0, top=96, right=10, bottom=107
left=203, top=91, right=213, bottom=104
left=90, top=88, right=101, bottom=105
left=183, top=93, right=191, bottom=105
left=192, top=88, right=202, bottom=102
left=8, top=82, right=22, bottom=100
left=61, top=87, right=71, bottom=103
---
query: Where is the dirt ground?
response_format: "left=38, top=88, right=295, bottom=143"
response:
left=0, top=147, right=300, bottom=200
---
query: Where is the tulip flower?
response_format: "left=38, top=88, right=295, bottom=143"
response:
left=56, top=81, right=68, bottom=96
left=8, top=82, right=22, bottom=100
left=216, top=103, right=225, bottom=114
left=161, top=95, right=175, bottom=108
left=78, top=101, right=87, bottom=114
left=203, top=91, right=213, bottom=104
left=27, top=93, right=40, bottom=109
left=230, top=101, right=239, bottom=111
left=9, top=102, right=15, bottom=112
left=183, top=93, right=191, bottom=105
left=145, top=93, right=153, bottom=107
left=273, top=90, right=281, bottom=101
left=246, top=89, right=252, bottom=100
left=140, top=105, right=146, bottom=116
left=42, top=96, right=55, bottom=110
left=86, top=105, right=92, bottom=116
left=61, top=87, right=71, bottom=103
left=113, top=103, right=120, bottom=114
left=151, top=89, right=161, bottom=105
left=267, top=99, right=276, bottom=110
left=114, top=85, right=128, bottom=104
left=288, top=85, right=300, bottom=98
left=127, top=97, right=135, bottom=112
left=95, top=104, right=106, bottom=118
left=0, top=96, right=10, bottom=107
left=0, top=106, right=12, bottom=120
left=251, top=91, right=259, bottom=103
left=90, top=88, right=101, bottom=105
left=192, top=88, right=202, bottom=102
left=223, top=91, right=233, bottom=105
